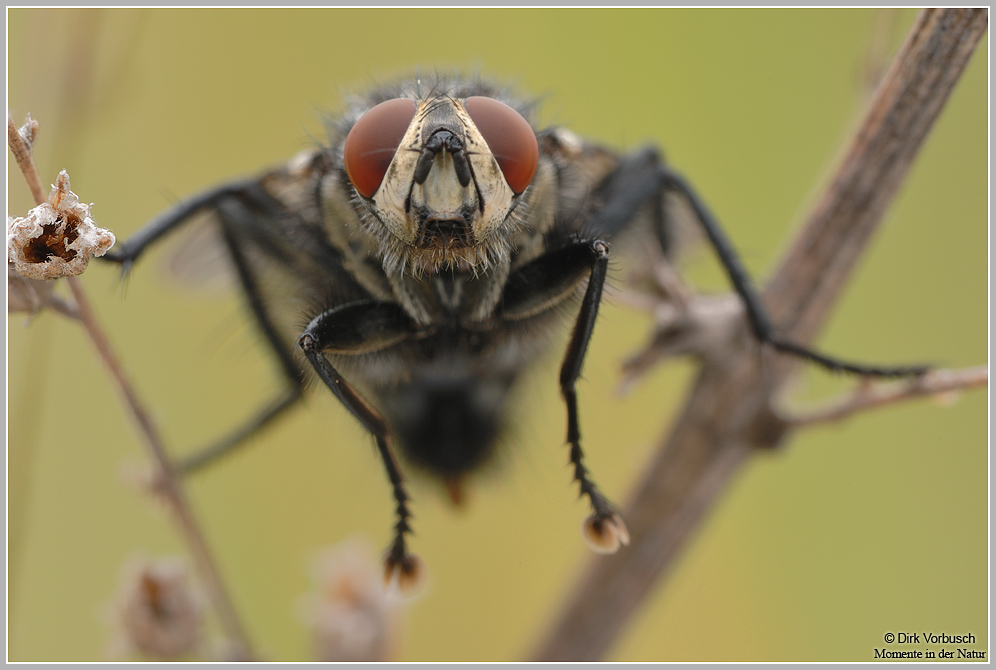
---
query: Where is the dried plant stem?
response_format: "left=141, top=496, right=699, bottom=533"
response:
left=789, top=365, right=989, bottom=427
left=531, top=8, right=988, bottom=662
left=7, top=114, right=46, bottom=205
left=64, top=278, right=254, bottom=660
left=8, top=116, right=255, bottom=661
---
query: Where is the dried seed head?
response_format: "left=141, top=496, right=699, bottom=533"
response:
left=17, top=113, right=39, bottom=148
left=582, top=512, right=631, bottom=554
left=301, top=538, right=402, bottom=662
left=7, top=170, right=114, bottom=280
left=383, top=550, right=426, bottom=598
left=110, top=556, right=205, bottom=660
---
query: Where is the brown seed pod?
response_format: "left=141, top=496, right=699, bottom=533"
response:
left=301, top=538, right=402, bottom=662
left=110, top=556, right=205, bottom=660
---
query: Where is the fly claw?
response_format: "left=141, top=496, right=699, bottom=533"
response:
left=582, top=513, right=631, bottom=555
left=382, top=546, right=426, bottom=598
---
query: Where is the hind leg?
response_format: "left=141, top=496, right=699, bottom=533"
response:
left=104, top=183, right=308, bottom=473
left=589, top=147, right=928, bottom=378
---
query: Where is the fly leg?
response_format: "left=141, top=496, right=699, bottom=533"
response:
left=176, top=196, right=309, bottom=473
left=591, top=147, right=928, bottom=378
left=502, top=241, right=629, bottom=554
left=298, top=301, right=423, bottom=588
left=558, top=242, right=631, bottom=553
left=102, top=180, right=261, bottom=274
left=102, top=183, right=307, bottom=474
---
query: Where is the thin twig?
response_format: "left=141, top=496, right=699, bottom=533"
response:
left=530, top=8, right=988, bottom=662
left=64, top=278, right=254, bottom=661
left=7, top=114, right=47, bottom=205
left=789, top=365, right=988, bottom=427
left=7, top=115, right=255, bottom=661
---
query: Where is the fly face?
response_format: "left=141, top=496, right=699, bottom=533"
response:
left=343, top=93, right=538, bottom=276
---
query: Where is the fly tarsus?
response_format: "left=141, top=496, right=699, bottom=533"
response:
left=300, top=307, right=424, bottom=588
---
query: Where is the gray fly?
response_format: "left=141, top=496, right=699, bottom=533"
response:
left=104, top=75, right=924, bottom=586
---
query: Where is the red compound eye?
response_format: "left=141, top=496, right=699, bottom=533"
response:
left=343, top=98, right=417, bottom=198
left=464, top=96, right=538, bottom=194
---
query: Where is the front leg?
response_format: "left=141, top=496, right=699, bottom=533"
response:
left=101, top=180, right=264, bottom=272
left=502, top=241, right=630, bottom=554
left=298, top=301, right=424, bottom=590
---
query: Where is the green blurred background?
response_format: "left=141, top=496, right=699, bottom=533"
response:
left=7, top=8, right=987, bottom=662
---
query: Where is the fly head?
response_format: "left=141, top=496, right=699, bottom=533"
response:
left=341, top=87, right=539, bottom=277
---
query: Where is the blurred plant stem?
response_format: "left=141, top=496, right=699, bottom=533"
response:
left=789, top=366, right=988, bottom=426
left=7, top=114, right=255, bottom=661
left=531, top=8, right=988, bottom=661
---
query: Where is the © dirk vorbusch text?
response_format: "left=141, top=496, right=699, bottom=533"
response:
left=876, top=632, right=985, bottom=660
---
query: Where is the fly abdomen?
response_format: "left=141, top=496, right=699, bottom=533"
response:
left=381, top=371, right=513, bottom=477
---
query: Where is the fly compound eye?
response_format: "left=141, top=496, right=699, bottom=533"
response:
left=343, top=97, right=418, bottom=199
left=464, top=96, right=539, bottom=194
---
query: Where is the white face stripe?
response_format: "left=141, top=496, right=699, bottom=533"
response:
left=366, top=96, right=522, bottom=276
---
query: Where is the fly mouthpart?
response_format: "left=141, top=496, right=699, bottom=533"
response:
left=419, top=215, right=474, bottom=249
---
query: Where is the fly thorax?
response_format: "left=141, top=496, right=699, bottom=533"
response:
left=386, top=260, right=512, bottom=326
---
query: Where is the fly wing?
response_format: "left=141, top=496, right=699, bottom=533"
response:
left=659, top=184, right=703, bottom=262
left=162, top=209, right=236, bottom=293
left=160, top=148, right=326, bottom=290
left=540, top=131, right=702, bottom=301
left=140, top=147, right=377, bottom=347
